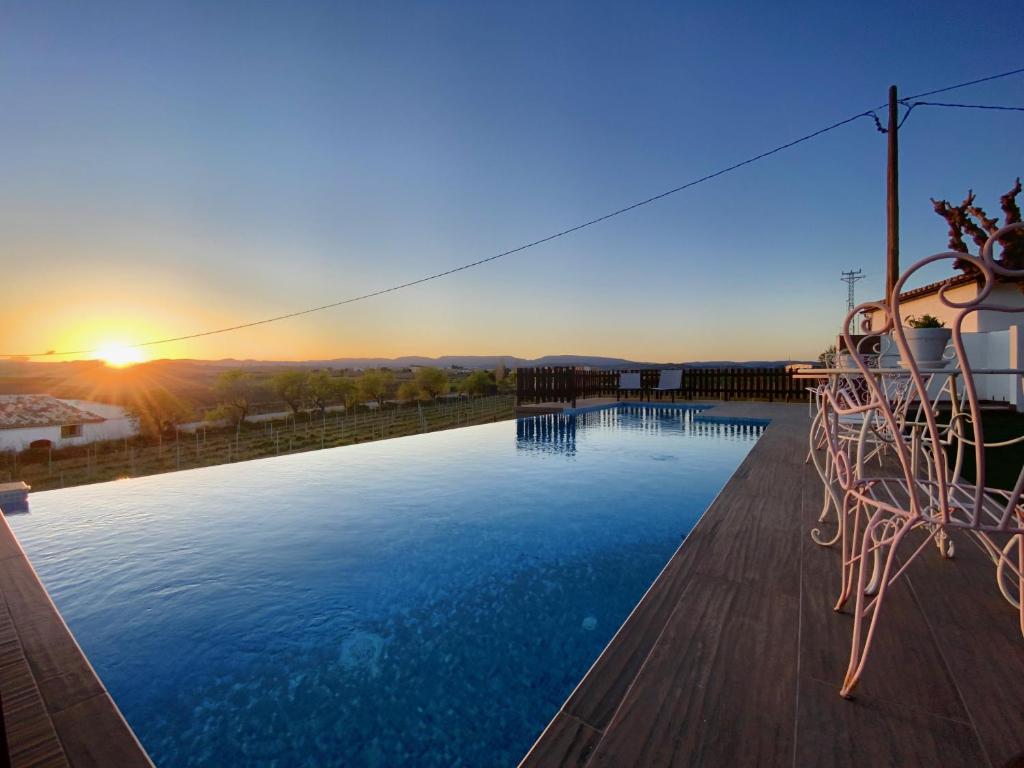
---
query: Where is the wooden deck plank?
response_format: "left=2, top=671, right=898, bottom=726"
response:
left=518, top=712, right=601, bottom=768
left=902, top=530, right=1024, bottom=768
left=793, top=677, right=987, bottom=768
left=588, top=575, right=799, bottom=766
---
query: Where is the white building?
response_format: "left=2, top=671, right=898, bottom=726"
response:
left=0, top=395, right=138, bottom=451
left=864, top=274, right=1024, bottom=334
left=862, top=274, right=1024, bottom=410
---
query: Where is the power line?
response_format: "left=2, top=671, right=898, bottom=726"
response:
left=898, top=66, right=1024, bottom=101
left=7, top=66, right=1024, bottom=360
left=908, top=100, right=1024, bottom=112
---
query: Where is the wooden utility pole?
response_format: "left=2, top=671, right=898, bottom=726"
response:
left=886, top=84, right=900, bottom=300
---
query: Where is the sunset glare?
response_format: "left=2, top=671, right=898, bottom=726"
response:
left=97, top=344, right=146, bottom=368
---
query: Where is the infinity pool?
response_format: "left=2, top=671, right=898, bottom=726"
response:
left=9, top=405, right=765, bottom=767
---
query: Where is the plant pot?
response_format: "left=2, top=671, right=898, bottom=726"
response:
left=900, top=327, right=951, bottom=368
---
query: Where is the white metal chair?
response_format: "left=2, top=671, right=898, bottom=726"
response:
left=616, top=372, right=643, bottom=401
left=650, top=369, right=683, bottom=401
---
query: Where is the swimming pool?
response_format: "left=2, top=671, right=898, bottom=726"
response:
left=8, top=404, right=765, bottom=767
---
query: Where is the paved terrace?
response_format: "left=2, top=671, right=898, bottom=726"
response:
left=521, top=400, right=1024, bottom=768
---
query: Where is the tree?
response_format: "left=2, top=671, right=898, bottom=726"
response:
left=817, top=345, right=836, bottom=367
left=397, top=381, right=420, bottom=403
left=270, top=370, right=309, bottom=415
left=413, top=367, right=449, bottom=400
left=213, top=369, right=261, bottom=425
left=497, top=370, right=516, bottom=394
left=306, top=372, right=354, bottom=416
left=130, top=388, right=191, bottom=437
left=358, top=369, right=394, bottom=408
left=931, top=178, right=1024, bottom=275
left=461, top=369, right=494, bottom=396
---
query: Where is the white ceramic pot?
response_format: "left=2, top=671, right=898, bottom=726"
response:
left=901, top=327, right=951, bottom=367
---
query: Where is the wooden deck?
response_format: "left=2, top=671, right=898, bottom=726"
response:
left=520, top=401, right=1024, bottom=768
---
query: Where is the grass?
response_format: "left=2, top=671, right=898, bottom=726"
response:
left=6, top=395, right=515, bottom=493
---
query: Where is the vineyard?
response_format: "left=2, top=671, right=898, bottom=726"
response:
left=7, top=395, right=515, bottom=492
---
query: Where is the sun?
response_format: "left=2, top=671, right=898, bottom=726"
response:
left=96, top=344, right=146, bottom=368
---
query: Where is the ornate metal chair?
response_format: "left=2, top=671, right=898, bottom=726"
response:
left=807, top=349, right=916, bottom=548
left=821, top=223, right=1024, bottom=698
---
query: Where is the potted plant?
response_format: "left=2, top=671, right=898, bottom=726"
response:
left=900, top=314, right=951, bottom=367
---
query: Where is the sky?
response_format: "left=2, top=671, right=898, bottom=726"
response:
left=1, top=0, right=1022, bottom=364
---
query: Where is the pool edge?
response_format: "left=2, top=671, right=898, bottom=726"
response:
left=0, top=512, right=154, bottom=767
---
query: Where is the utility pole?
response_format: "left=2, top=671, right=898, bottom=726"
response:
left=886, top=84, right=900, bottom=301
left=841, top=269, right=865, bottom=333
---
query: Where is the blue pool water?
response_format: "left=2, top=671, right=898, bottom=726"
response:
left=8, top=405, right=765, bottom=767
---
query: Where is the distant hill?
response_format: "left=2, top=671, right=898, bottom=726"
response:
left=0, top=355, right=808, bottom=381
left=142, top=355, right=804, bottom=370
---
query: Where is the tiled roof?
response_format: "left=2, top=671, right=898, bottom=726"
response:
left=865, top=273, right=978, bottom=311
left=0, top=395, right=105, bottom=430
left=894, top=272, right=978, bottom=302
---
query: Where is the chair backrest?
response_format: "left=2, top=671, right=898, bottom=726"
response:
left=658, top=369, right=683, bottom=389
left=619, top=372, right=641, bottom=390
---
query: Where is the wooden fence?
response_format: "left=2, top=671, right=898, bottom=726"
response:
left=516, top=366, right=809, bottom=406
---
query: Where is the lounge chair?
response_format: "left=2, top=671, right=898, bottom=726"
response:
left=650, top=369, right=683, bottom=402
left=616, top=372, right=643, bottom=401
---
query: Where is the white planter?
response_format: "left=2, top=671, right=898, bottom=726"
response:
left=901, top=327, right=952, bottom=368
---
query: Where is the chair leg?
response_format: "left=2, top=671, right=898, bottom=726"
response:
left=810, top=448, right=842, bottom=548
left=1019, top=534, right=1023, bottom=639
left=834, top=494, right=861, bottom=610
left=841, top=512, right=916, bottom=698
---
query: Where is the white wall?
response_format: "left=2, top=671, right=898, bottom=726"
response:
left=58, top=400, right=138, bottom=446
left=917, top=327, right=1023, bottom=411
left=0, top=426, right=61, bottom=452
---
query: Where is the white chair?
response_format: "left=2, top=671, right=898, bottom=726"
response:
left=650, top=369, right=683, bottom=402
left=616, top=372, right=643, bottom=401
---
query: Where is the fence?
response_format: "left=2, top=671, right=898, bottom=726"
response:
left=515, top=367, right=809, bottom=406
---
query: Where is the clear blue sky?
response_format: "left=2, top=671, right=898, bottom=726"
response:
left=1, top=0, right=1021, bottom=362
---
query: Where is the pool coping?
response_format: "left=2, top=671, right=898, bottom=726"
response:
left=0, top=513, right=153, bottom=767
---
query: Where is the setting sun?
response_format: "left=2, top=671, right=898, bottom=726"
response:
left=96, top=344, right=146, bottom=367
